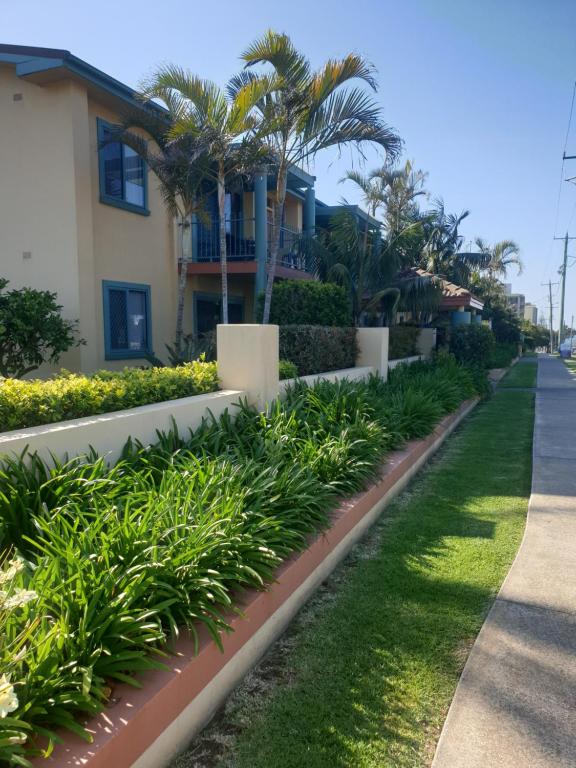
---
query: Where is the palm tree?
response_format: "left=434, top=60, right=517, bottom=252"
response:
left=103, top=111, right=209, bottom=353
left=376, top=160, right=428, bottom=237
left=474, top=237, right=522, bottom=278
left=140, top=67, right=263, bottom=324
left=230, top=30, right=402, bottom=324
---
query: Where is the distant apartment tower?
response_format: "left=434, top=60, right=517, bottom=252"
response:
left=524, top=303, right=538, bottom=325
left=507, top=292, right=526, bottom=317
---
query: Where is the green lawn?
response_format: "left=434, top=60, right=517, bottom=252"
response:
left=564, top=358, right=576, bottom=376
left=174, top=391, right=534, bottom=768
left=499, top=360, right=538, bottom=388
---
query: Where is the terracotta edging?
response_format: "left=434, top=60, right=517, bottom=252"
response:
left=32, top=398, right=478, bottom=768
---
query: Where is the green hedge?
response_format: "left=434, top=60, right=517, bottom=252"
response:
left=0, top=362, right=219, bottom=432
left=258, top=281, right=352, bottom=326
left=279, top=325, right=358, bottom=376
left=389, top=326, right=420, bottom=360
left=449, top=324, right=495, bottom=368
left=488, top=342, right=517, bottom=369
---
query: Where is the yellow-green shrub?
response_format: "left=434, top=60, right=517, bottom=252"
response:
left=0, top=362, right=219, bottom=432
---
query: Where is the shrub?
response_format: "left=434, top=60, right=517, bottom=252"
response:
left=449, top=324, right=495, bottom=368
left=279, top=325, right=358, bottom=376
left=0, top=279, right=83, bottom=378
left=489, top=342, right=517, bottom=368
left=279, top=360, right=298, bottom=380
left=389, top=326, right=420, bottom=360
left=258, top=281, right=352, bottom=327
left=0, top=361, right=219, bottom=432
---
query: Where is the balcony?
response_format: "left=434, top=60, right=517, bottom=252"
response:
left=184, top=217, right=315, bottom=280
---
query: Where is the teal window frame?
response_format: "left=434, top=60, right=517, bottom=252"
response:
left=102, top=280, right=153, bottom=360
left=97, top=118, right=150, bottom=216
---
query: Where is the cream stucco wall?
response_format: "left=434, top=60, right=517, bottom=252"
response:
left=0, top=66, right=86, bottom=373
left=0, top=63, right=178, bottom=375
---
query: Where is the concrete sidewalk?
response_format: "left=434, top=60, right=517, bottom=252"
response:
left=432, top=355, right=576, bottom=768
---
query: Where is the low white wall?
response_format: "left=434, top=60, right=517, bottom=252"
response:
left=417, top=328, right=437, bottom=359
left=388, top=355, right=424, bottom=370
left=279, top=366, right=374, bottom=395
left=0, top=390, right=244, bottom=465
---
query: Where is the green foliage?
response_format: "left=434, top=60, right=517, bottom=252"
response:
left=0, top=362, right=219, bottom=432
left=0, top=356, right=485, bottom=761
left=389, top=326, right=420, bottom=360
left=257, top=281, right=352, bottom=327
left=449, top=324, right=495, bottom=369
left=0, top=279, right=83, bottom=379
left=279, top=360, right=298, bottom=380
left=279, top=325, right=358, bottom=376
left=489, top=342, right=517, bottom=369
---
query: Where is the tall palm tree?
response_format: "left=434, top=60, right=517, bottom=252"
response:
left=230, top=30, right=402, bottom=324
left=474, top=237, right=522, bottom=278
left=140, top=67, right=263, bottom=324
left=375, top=160, right=428, bottom=237
left=103, top=111, right=209, bottom=353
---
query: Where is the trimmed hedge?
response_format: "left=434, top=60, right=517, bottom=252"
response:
left=279, top=325, right=358, bottom=376
left=389, top=326, right=420, bottom=360
left=0, top=362, right=219, bottom=432
left=279, top=360, right=298, bottom=380
left=258, top=281, right=352, bottom=327
left=449, top=324, right=495, bottom=368
left=489, top=342, right=517, bottom=369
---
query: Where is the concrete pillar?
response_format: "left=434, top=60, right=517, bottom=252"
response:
left=304, top=186, right=316, bottom=235
left=416, top=328, right=437, bottom=358
left=254, top=169, right=268, bottom=299
left=217, top=324, right=279, bottom=410
left=356, top=327, right=389, bottom=381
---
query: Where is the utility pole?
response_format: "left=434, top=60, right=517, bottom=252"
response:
left=548, top=280, right=554, bottom=352
left=542, top=280, right=558, bottom=352
left=553, top=234, right=576, bottom=348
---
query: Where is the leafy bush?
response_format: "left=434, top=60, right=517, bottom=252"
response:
left=389, top=326, right=420, bottom=360
left=279, top=325, right=358, bottom=376
left=449, top=324, right=495, bottom=368
left=0, top=356, right=485, bottom=762
left=0, top=362, right=219, bottom=432
left=0, top=279, right=83, bottom=378
left=489, top=342, right=517, bottom=369
left=258, top=281, right=352, bottom=326
left=279, top=360, right=298, bottom=380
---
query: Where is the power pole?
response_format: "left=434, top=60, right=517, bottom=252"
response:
left=548, top=280, right=554, bottom=352
left=553, top=234, right=576, bottom=349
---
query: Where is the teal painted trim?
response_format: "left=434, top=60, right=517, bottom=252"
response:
left=102, top=280, right=153, bottom=360
left=192, top=291, right=245, bottom=334
left=254, top=171, right=268, bottom=298
left=0, top=44, right=167, bottom=118
left=97, top=118, right=149, bottom=216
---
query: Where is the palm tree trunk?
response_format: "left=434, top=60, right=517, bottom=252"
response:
left=217, top=166, right=229, bottom=325
left=262, top=161, right=287, bottom=325
left=175, top=214, right=189, bottom=354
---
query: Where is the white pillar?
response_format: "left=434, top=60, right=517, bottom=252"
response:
left=217, top=324, right=279, bottom=410
left=356, top=328, right=389, bottom=381
left=416, top=328, right=437, bottom=359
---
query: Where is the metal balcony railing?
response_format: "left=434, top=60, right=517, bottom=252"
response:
left=191, top=217, right=315, bottom=273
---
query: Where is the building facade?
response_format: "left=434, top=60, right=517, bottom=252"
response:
left=524, top=303, right=538, bottom=325
left=0, top=44, right=321, bottom=375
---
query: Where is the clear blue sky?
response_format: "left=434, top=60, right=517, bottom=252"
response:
left=4, top=0, right=576, bottom=327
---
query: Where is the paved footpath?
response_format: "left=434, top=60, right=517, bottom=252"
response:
left=433, top=355, right=576, bottom=768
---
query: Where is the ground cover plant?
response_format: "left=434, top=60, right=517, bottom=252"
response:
left=0, top=361, right=219, bottom=433
left=0, top=355, right=482, bottom=765
left=499, top=359, right=537, bottom=388
left=179, top=389, right=534, bottom=768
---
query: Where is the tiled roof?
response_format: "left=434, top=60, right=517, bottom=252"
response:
left=402, top=268, right=484, bottom=310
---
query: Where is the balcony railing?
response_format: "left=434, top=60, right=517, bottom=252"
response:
left=191, top=217, right=315, bottom=272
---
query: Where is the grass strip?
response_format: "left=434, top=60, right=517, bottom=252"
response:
left=191, top=391, right=534, bottom=768
left=499, top=360, right=537, bottom=388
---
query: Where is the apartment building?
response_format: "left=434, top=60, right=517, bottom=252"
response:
left=0, top=44, right=329, bottom=374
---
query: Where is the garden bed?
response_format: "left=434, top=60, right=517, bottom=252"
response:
left=30, top=399, right=478, bottom=768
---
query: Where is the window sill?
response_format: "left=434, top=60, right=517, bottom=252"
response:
left=105, top=349, right=154, bottom=361
left=99, top=195, right=150, bottom=217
